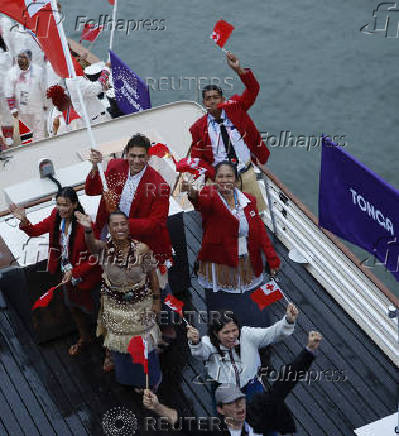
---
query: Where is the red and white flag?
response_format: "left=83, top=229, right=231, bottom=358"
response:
left=19, top=120, right=33, bottom=144
left=0, top=0, right=73, bottom=77
left=164, top=294, right=184, bottom=317
left=148, top=142, right=177, bottom=164
left=80, top=23, right=103, bottom=43
left=128, top=336, right=148, bottom=374
left=176, top=157, right=214, bottom=180
left=250, top=281, right=284, bottom=311
left=210, top=19, right=235, bottom=48
left=32, top=285, right=60, bottom=310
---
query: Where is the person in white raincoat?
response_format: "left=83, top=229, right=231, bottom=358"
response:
left=66, top=62, right=110, bottom=126
left=4, top=49, right=47, bottom=142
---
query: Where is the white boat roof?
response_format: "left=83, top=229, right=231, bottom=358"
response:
left=0, top=101, right=205, bottom=212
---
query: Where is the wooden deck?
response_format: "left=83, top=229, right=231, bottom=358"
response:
left=0, top=210, right=397, bottom=435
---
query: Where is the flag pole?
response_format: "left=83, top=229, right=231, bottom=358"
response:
left=50, top=0, right=108, bottom=190
left=109, top=0, right=118, bottom=54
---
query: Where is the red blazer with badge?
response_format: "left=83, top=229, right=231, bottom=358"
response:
left=19, top=208, right=101, bottom=291
left=191, top=186, right=280, bottom=276
left=85, top=159, right=172, bottom=263
left=190, top=69, right=270, bottom=174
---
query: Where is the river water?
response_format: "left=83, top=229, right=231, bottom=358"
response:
left=64, top=0, right=398, bottom=295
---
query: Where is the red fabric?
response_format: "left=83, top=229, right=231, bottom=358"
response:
left=190, top=69, right=270, bottom=173
left=192, top=186, right=280, bottom=275
left=62, top=106, right=81, bottom=125
left=176, top=157, right=215, bottom=180
left=148, top=143, right=176, bottom=164
left=85, top=160, right=172, bottom=264
left=71, top=55, right=84, bottom=76
left=32, top=285, right=59, bottom=310
left=80, top=23, right=103, bottom=43
left=0, top=1, right=70, bottom=77
left=164, top=294, right=184, bottom=317
left=19, top=120, right=33, bottom=144
left=108, top=0, right=115, bottom=4
left=128, top=336, right=148, bottom=374
left=19, top=208, right=102, bottom=292
left=250, top=282, right=283, bottom=311
left=210, top=19, right=234, bottom=48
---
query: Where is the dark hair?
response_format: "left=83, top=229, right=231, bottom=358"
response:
left=107, top=209, right=128, bottom=224
left=124, top=133, right=151, bottom=156
left=52, top=187, right=85, bottom=259
left=202, top=84, right=223, bottom=100
left=215, top=160, right=239, bottom=181
left=208, top=310, right=241, bottom=358
left=0, top=34, right=7, bottom=52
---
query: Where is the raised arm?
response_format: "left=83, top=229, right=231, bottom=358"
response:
left=248, top=303, right=298, bottom=349
left=10, top=203, right=54, bottom=237
left=226, top=52, right=260, bottom=111
left=267, top=331, right=322, bottom=401
left=74, top=211, right=105, bottom=254
left=85, top=149, right=104, bottom=196
left=187, top=326, right=214, bottom=361
left=143, top=390, right=178, bottom=426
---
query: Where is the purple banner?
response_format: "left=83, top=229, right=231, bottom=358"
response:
left=110, top=50, right=151, bottom=115
left=319, top=137, right=399, bottom=281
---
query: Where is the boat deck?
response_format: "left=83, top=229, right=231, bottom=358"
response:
left=0, top=210, right=397, bottom=436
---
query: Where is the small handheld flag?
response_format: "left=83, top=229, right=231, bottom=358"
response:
left=80, top=23, right=103, bottom=43
left=250, top=280, right=284, bottom=311
left=148, top=143, right=177, bottom=164
left=210, top=20, right=235, bottom=49
left=176, top=157, right=214, bottom=180
left=164, top=294, right=189, bottom=325
left=32, top=283, right=63, bottom=310
left=128, top=335, right=149, bottom=374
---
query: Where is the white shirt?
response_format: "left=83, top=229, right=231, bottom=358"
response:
left=119, top=165, right=147, bottom=216
left=189, top=316, right=295, bottom=387
left=229, top=422, right=261, bottom=436
left=207, top=110, right=251, bottom=171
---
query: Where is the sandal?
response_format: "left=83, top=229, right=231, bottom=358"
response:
left=103, top=355, right=115, bottom=372
left=68, top=338, right=92, bottom=356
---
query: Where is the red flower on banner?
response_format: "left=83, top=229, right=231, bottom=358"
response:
left=148, top=143, right=177, bottom=164
left=128, top=336, right=148, bottom=374
left=250, top=282, right=283, bottom=311
left=80, top=23, right=103, bottom=43
left=210, top=19, right=235, bottom=48
left=164, top=294, right=184, bottom=317
left=32, top=286, right=60, bottom=310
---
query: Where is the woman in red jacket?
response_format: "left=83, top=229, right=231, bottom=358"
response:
left=9, top=187, right=101, bottom=355
left=182, top=161, right=280, bottom=326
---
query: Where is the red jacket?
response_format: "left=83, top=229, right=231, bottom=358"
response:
left=85, top=159, right=172, bottom=263
left=192, top=186, right=280, bottom=275
left=19, top=208, right=101, bottom=291
left=190, top=69, right=270, bottom=175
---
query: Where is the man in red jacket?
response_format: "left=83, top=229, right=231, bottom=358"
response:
left=85, top=133, right=173, bottom=275
left=190, top=52, right=269, bottom=211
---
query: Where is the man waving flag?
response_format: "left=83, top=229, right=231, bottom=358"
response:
left=0, top=0, right=71, bottom=77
